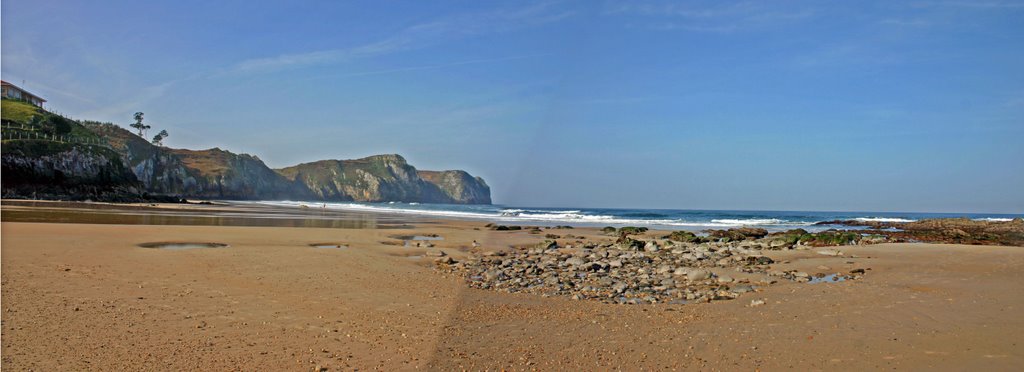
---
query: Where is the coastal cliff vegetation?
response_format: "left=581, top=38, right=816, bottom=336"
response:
left=1, top=99, right=491, bottom=204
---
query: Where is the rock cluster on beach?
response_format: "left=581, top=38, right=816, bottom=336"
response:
left=436, top=219, right=1022, bottom=305
left=817, top=217, right=1024, bottom=246
left=436, top=228, right=865, bottom=305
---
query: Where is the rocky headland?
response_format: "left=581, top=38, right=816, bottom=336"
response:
left=276, top=156, right=490, bottom=204
left=1, top=99, right=491, bottom=204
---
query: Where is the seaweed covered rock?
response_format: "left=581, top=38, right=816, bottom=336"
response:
left=618, top=226, right=649, bottom=235
left=616, top=235, right=645, bottom=250
left=707, top=227, right=769, bottom=241
left=666, top=231, right=700, bottom=243
left=799, top=231, right=861, bottom=246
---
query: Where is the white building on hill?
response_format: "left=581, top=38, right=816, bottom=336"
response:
left=1, top=80, right=46, bottom=107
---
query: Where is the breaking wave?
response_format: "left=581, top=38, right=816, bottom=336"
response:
left=241, top=201, right=1022, bottom=232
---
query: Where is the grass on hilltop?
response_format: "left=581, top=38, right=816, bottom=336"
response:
left=2, top=98, right=107, bottom=157
left=1, top=99, right=43, bottom=124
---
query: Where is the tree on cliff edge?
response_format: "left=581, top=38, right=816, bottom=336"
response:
left=129, top=112, right=151, bottom=137
left=152, top=129, right=169, bottom=146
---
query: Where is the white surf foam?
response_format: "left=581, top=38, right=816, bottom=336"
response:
left=710, top=218, right=799, bottom=226
left=252, top=201, right=820, bottom=229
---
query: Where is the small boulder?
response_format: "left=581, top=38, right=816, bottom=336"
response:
left=686, top=269, right=711, bottom=281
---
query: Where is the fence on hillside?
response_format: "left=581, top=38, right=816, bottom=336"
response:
left=1, top=121, right=114, bottom=149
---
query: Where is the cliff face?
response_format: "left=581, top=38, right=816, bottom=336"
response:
left=2, top=100, right=491, bottom=203
left=166, top=148, right=309, bottom=199
left=276, top=155, right=490, bottom=204
left=1, top=100, right=144, bottom=200
left=0, top=141, right=142, bottom=201
left=417, top=170, right=491, bottom=204
left=86, top=122, right=308, bottom=199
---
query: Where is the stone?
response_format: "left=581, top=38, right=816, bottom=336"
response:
left=745, top=256, right=774, bottom=265
left=686, top=269, right=711, bottom=281
left=483, top=269, right=503, bottom=281
left=612, top=282, right=628, bottom=293
left=732, top=284, right=754, bottom=293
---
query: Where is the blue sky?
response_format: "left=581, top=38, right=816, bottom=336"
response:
left=3, top=0, right=1023, bottom=213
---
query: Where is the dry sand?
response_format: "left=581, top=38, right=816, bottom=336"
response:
left=2, top=204, right=1023, bottom=370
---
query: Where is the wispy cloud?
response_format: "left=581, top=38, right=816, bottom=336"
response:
left=606, top=1, right=814, bottom=33
left=571, top=95, right=674, bottom=105
left=1005, top=92, right=1024, bottom=108
left=879, top=18, right=933, bottom=27
left=232, top=37, right=409, bottom=74
left=912, top=1, right=1024, bottom=9
left=792, top=42, right=906, bottom=69
left=303, top=54, right=548, bottom=80
left=79, top=80, right=178, bottom=120
left=231, top=2, right=573, bottom=74
left=3, top=77, right=97, bottom=104
left=0, top=45, right=98, bottom=105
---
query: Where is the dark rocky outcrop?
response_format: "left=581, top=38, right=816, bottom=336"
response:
left=665, top=231, right=700, bottom=243
left=1, top=140, right=144, bottom=201
left=705, top=227, right=769, bottom=241
left=818, top=218, right=1024, bottom=246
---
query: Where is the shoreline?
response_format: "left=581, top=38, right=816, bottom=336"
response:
left=4, top=199, right=1021, bottom=246
left=2, top=202, right=1023, bottom=369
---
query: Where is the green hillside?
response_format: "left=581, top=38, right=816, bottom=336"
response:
left=2, top=99, right=103, bottom=142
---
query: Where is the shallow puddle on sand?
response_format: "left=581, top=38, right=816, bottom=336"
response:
left=309, top=243, right=348, bottom=249
left=391, top=234, right=444, bottom=247
left=138, top=242, right=229, bottom=250
left=391, top=234, right=444, bottom=241
left=808, top=274, right=848, bottom=284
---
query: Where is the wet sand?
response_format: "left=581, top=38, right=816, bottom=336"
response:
left=2, top=202, right=1023, bottom=370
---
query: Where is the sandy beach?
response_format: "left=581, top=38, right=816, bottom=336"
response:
left=2, top=202, right=1023, bottom=370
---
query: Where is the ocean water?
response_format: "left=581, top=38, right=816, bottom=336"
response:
left=251, top=201, right=1023, bottom=232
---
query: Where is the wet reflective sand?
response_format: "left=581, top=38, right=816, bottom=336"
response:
left=0, top=200, right=427, bottom=229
